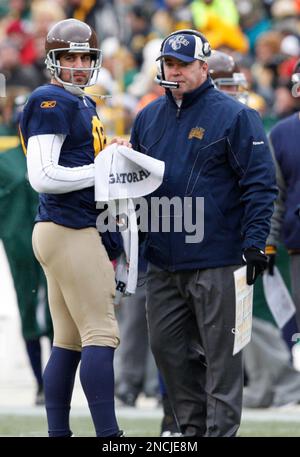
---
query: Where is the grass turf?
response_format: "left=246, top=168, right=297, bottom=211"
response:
left=1, top=414, right=300, bottom=437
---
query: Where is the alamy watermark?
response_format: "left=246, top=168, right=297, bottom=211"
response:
left=96, top=196, right=205, bottom=244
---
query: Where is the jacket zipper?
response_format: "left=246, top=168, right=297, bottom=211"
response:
left=168, top=104, right=181, bottom=269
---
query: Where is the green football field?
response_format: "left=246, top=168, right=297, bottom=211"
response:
left=1, top=414, right=300, bottom=437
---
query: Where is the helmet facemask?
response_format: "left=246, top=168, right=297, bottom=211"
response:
left=207, top=50, right=249, bottom=104
left=45, top=45, right=102, bottom=88
left=213, top=73, right=248, bottom=104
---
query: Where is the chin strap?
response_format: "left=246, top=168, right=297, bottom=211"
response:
left=62, top=83, right=85, bottom=96
left=62, top=82, right=112, bottom=100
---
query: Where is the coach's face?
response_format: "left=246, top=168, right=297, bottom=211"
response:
left=163, top=57, right=208, bottom=100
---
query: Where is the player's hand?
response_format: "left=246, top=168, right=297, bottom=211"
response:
left=265, top=245, right=277, bottom=276
left=242, top=247, right=268, bottom=285
left=109, top=137, right=132, bottom=148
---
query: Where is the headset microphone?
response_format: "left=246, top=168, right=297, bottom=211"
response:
left=154, top=75, right=179, bottom=89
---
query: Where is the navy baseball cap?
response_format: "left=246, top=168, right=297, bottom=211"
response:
left=156, top=33, right=210, bottom=63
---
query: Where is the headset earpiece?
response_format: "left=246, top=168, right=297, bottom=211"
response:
left=203, top=41, right=211, bottom=57
left=156, top=59, right=163, bottom=80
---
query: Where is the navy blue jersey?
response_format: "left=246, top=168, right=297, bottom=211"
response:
left=19, top=84, right=106, bottom=228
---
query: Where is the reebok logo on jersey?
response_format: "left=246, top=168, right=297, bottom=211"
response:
left=40, top=101, right=57, bottom=109
left=188, top=127, right=205, bottom=140
left=253, top=141, right=264, bottom=145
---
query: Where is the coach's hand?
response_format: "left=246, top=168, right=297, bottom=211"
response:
left=243, top=247, right=268, bottom=285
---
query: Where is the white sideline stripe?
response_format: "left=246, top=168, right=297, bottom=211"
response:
left=242, top=407, right=300, bottom=422
left=0, top=406, right=163, bottom=419
left=2, top=406, right=300, bottom=422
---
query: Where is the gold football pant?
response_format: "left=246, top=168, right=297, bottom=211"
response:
left=32, top=222, right=119, bottom=351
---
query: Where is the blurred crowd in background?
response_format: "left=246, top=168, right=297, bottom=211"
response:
left=1, top=0, right=300, bottom=137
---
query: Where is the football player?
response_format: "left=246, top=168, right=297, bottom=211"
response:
left=207, top=49, right=248, bottom=103
left=19, top=18, right=129, bottom=437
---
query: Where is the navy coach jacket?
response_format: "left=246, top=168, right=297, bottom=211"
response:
left=130, top=78, right=277, bottom=271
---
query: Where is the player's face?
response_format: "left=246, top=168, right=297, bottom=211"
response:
left=163, top=57, right=208, bottom=100
left=59, top=52, right=92, bottom=85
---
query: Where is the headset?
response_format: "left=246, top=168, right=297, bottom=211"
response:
left=155, top=29, right=211, bottom=89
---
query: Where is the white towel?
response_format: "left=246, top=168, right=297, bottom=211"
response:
left=95, top=144, right=165, bottom=201
left=95, top=144, right=165, bottom=302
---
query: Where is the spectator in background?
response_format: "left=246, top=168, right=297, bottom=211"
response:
left=253, top=31, right=284, bottom=103
left=8, top=0, right=31, bottom=22
left=5, top=19, right=36, bottom=65
left=125, top=4, right=157, bottom=69
left=278, top=34, right=300, bottom=81
left=191, top=0, right=239, bottom=28
left=255, top=30, right=283, bottom=70
left=190, top=0, right=249, bottom=53
left=0, top=1, right=9, bottom=19
left=101, top=36, right=138, bottom=90
left=128, top=38, right=164, bottom=105
left=155, top=0, right=193, bottom=30
left=237, top=0, right=272, bottom=54
left=65, top=0, right=119, bottom=43
left=271, top=0, right=299, bottom=19
left=151, top=9, right=174, bottom=39
left=31, top=1, right=66, bottom=37
left=273, top=80, right=299, bottom=119
left=0, top=39, right=40, bottom=90
left=134, top=76, right=164, bottom=113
